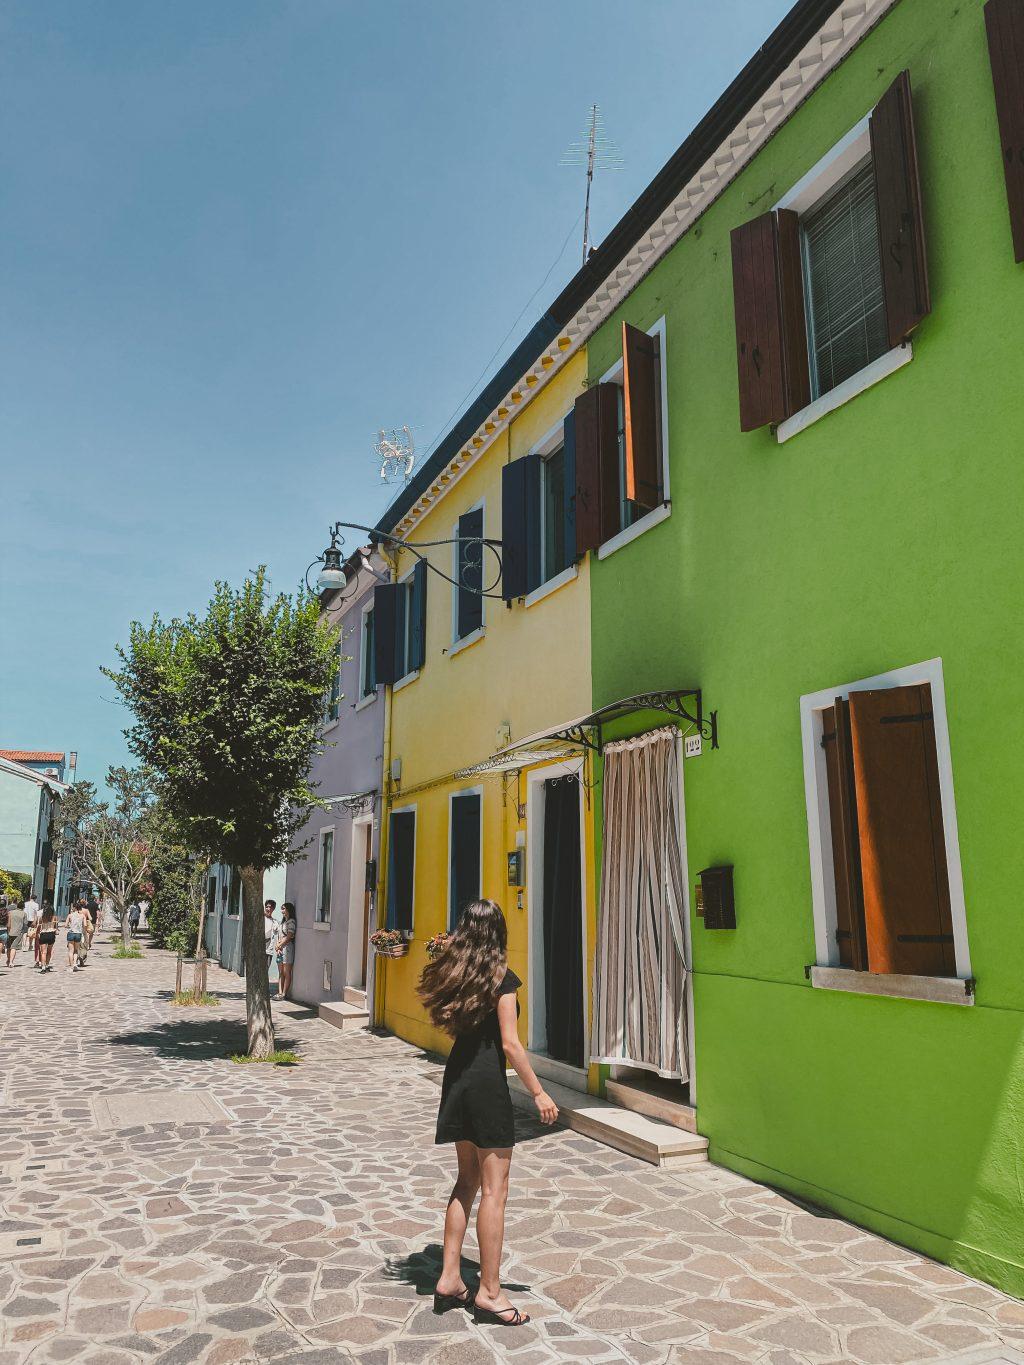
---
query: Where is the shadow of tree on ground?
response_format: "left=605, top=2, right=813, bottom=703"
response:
left=107, top=1018, right=300, bottom=1061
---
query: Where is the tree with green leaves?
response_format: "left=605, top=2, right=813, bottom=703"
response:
left=143, top=795, right=210, bottom=955
left=106, top=569, right=339, bottom=1057
left=57, top=766, right=156, bottom=944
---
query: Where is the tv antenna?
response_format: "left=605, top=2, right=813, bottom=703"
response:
left=375, top=426, right=416, bottom=485
left=560, top=104, right=623, bottom=265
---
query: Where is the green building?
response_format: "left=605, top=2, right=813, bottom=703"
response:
left=571, top=0, right=1024, bottom=1299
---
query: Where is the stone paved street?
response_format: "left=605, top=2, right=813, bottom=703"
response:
left=1, top=934, right=1022, bottom=1365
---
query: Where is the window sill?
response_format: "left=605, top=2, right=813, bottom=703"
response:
left=392, top=669, right=420, bottom=695
left=354, top=691, right=377, bottom=713
left=322, top=717, right=340, bottom=734
left=596, top=501, right=671, bottom=560
left=449, top=627, right=485, bottom=658
left=313, top=920, right=332, bottom=932
left=776, top=343, right=912, bottom=444
left=809, top=965, right=974, bottom=1007
left=525, top=564, right=578, bottom=609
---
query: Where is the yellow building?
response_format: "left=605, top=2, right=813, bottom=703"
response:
left=370, top=349, right=602, bottom=1097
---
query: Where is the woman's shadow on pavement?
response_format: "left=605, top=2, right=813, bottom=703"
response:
left=382, top=1243, right=528, bottom=1298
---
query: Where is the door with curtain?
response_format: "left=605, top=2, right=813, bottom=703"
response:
left=541, top=775, right=585, bottom=1067
left=591, top=727, right=691, bottom=1081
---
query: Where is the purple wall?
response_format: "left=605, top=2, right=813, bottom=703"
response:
left=286, top=560, right=385, bottom=1007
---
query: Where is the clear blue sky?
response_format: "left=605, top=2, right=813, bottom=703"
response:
left=1, top=0, right=788, bottom=789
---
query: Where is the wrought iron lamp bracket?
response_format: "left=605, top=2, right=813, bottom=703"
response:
left=308, top=521, right=506, bottom=603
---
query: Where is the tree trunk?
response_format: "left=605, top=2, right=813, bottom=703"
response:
left=241, top=867, right=275, bottom=1058
left=193, top=861, right=211, bottom=960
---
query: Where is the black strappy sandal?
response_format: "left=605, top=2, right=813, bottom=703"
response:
left=432, top=1286, right=476, bottom=1315
left=472, top=1303, right=530, bottom=1326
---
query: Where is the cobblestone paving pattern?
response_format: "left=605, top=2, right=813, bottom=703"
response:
left=1, top=934, right=1022, bottom=1365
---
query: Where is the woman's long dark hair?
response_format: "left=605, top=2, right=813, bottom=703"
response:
left=417, top=899, right=507, bottom=1038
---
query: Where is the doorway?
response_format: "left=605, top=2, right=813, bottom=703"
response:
left=346, top=817, right=373, bottom=991
left=526, top=761, right=587, bottom=1081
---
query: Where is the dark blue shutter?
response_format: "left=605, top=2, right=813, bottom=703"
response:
left=501, top=459, right=528, bottom=601
left=562, top=411, right=577, bottom=573
left=373, top=583, right=400, bottom=686
left=523, top=453, right=542, bottom=595
left=386, top=810, right=416, bottom=931
left=409, top=560, right=427, bottom=671
left=449, top=792, right=481, bottom=929
left=456, top=508, right=484, bottom=637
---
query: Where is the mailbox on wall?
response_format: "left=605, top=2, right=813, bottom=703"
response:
left=696, top=865, right=735, bottom=929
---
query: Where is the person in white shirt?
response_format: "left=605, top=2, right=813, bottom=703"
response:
left=23, top=895, right=40, bottom=965
left=263, top=900, right=278, bottom=977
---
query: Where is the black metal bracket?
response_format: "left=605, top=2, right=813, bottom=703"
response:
left=308, top=520, right=506, bottom=606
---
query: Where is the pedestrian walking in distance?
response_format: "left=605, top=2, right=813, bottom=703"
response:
left=418, top=899, right=558, bottom=1327
left=36, top=905, right=57, bottom=972
left=128, top=900, right=141, bottom=938
left=66, top=902, right=86, bottom=971
left=24, top=893, right=41, bottom=965
left=275, top=902, right=296, bottom=1000
left=6, top=900, right=27, bottom=967
left=0, top=897, right=9, bottom=962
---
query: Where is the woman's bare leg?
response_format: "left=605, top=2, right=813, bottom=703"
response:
left=437, top=1141, right=479, bottom=1296
left=474, top=1147, right=518, bottom=1314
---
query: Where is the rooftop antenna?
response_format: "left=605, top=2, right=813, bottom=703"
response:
left=376, top=426, right=416, bottom=485
left=561, top=104, right=624, bottom=266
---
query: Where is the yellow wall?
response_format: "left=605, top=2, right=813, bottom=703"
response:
left=377, top=352, right=598, bottom=1084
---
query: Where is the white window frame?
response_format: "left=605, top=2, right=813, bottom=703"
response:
left=447, top=785, right=483, bottom=929
left=773, top=114, right=911, bottom=445
left=450, top=498, right=486, bottom=652
left=356, top=601, right=376, bottom=711
left=388, top=803, right=417, bottom=936
left=314, top=826, right=334, bottom=929
left=596, top=315, right=671, bottom=560
left=800, top=657, right=972, bottom=1004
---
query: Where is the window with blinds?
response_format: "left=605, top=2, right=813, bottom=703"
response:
left=802, top=160, right=888, bottom=399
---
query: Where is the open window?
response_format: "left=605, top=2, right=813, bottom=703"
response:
left=373, top=561, right=427, bottom=686
left=731, top=70, right=929, bottom=434
left=572, top=318, right=668, bottom=558
left=448, top=789, right=482, bottom=930
left=802, top=661, right=970, bottom=996
left=324, top=639, right=342, bottom=725
left=985, top=0, right=1024, bottom=263
left=315, top=828, right=334, bottom=925
left=386, top=807, right=416, bottom=933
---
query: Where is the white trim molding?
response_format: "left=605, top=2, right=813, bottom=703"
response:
left=597, top=501, right=672, bottom=561
left=800, top=656, right=972, bottom=983
left=388, top=0, right=899, bottom=542
left=525, top=563, right=578, bottom=609
left=776, top=343, right=912, bottom=443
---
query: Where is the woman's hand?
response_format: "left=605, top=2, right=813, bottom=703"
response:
left=533, top=1090, right=559, bottom=1125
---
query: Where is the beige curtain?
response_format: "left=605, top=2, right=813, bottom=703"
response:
left=591, top=726, right=690, bottom=1080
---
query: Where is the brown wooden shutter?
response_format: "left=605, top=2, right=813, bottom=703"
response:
left=573, top=383, right=620, bottom=553
left=821, top=699, right=868, bottom=971
left=870, top=70, right=931, bottom=347
left=622, top=322, right=660, bottom=510
left=730, top=210, right=810, bottom=431
left=985, top=0, right=1024, bottom=263
left=848, top=683, right=954, bottom=977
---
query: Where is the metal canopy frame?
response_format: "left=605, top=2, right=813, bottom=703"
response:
left=503, top=689, right=718, bottom=758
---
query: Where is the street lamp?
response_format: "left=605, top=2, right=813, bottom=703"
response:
left=307, top=521, right=505, bottom=606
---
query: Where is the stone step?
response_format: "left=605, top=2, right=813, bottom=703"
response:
left=319, top=1000, right=370, bottom=1033
left=343, top=987, right=368, bottom=1008
left=508, top=1075, right=708, bottom=1169
left=604, top=1078, right=700, bottom=1133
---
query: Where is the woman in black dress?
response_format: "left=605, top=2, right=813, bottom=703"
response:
left=418, top=899, right=558, bottom=1327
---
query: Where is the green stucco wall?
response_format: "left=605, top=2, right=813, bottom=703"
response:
left=588, top=0, right=1024, bottom=1296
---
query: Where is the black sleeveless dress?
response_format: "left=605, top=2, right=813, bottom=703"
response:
left=435, top=968, right=521, bottom=1149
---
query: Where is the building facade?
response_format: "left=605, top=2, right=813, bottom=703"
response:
left=374, top=353, right=599, bottom=1090
left=0, top=754, right=69, bottom=906
left=577, top=0, right=1023, bottom=1298
left=284, top=554, right=386, bottom=1011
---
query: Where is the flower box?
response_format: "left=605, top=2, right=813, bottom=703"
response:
left=369, top=930, right=409, bottom=959
left=373, top=942, right=409, bottom=960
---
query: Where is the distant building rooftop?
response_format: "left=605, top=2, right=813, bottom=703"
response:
left=0, top=750, right=65, bottom=764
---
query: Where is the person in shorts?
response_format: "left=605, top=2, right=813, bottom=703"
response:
left=0, top=897, right=9, bottom=958
left=5, top=901, right=26, bottom=966
left=37, top=906, right=58, bottom=972
left=66, top=902, right=86, bottom=972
